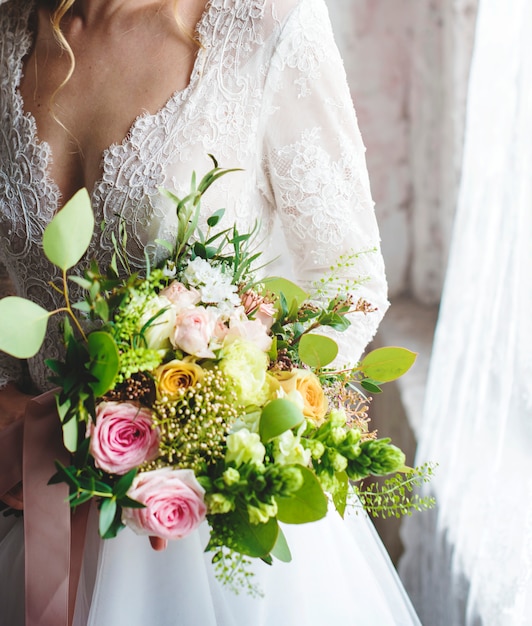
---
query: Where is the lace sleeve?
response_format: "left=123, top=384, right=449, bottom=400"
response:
left=261, top=0, right=389, bottom=365
left=0, top=263, right=23, bottom=389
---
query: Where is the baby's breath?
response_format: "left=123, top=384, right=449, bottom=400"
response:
left=147, top=368, right=241, bottom=474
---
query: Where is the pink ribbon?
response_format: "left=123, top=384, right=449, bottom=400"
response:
left=0, top=390, right=89, bottom=626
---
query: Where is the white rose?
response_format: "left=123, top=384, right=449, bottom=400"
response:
left=140, top=295, right=176, bottom=350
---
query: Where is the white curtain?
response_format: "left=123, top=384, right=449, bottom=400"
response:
left=399, top=1, right=532, bottom=624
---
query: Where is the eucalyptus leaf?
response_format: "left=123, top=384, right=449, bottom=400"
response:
left=0, top=297, right=51, bottom=358
left=332, top=471, right=349, bottom=518
left=62, top=414, right=79, bottom=453
left=298, top=333, right=338, bottom=369
left=43, top=188, right=95, bottom=270
left=259, top=399, right=305, bottom=443
left=360, top=347, right=417, bottom=383
left=261, top=277, right=308, bottom=310
left=87, top=331, right=120, bottom=396
left=207, top=209, right=225, bottom=227
left=270, top=526, right=292, bottom=563
left=275, top=466, right=328, bottom=524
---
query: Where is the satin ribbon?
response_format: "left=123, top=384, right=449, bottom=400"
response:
left=0, top=390, right=89, bottom=626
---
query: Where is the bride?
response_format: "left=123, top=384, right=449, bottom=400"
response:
left=0, top=0, right=421, bottom=624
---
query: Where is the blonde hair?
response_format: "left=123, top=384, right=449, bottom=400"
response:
left=49, top=1, right=76, bottom=96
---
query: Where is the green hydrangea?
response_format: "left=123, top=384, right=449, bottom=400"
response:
left=219, top=339, right=270, bottom=407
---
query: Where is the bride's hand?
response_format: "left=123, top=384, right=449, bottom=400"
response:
left=0, top=382, right=34, bottom=510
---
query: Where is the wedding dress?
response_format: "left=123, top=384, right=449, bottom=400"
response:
left=0, top=0, right=420, bottom=624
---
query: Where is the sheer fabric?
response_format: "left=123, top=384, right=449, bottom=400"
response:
left=0, top=1, right=420, bottom=624
left=400, top=1, right=532, bottom=624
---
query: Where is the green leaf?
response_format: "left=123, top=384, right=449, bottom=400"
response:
left=0, top=297, right=51, bottom=358
left=221, top=508, right=279, bottom=558
left=332, top=471, right=349, bottom=518
left=318, top=311, right=351, bottom=332
left=270, top=526, right=292, bottom=563
left=68, top=276, right=93, bottom=290
left=360, top=347, right=417, bottom=382
left=114, top=469, right=138, bottom=499
left=120, top=496, right=145, bottom=509
left=72, top=301, right=92, bottom=314
left=87, top=331, right=120, bottom=395
left=62, top=414, right=79, bottom=453
left=360, top=379, right=383, bottom=394
left=43, top=188, right=94, bottom=270
left=154, top=238, right=174, bottom=254
left=275, top=466, right=328, bottom=524
left=48, top=461, right=79, bottom=490
left=267, top=335, right=278, bottom=362
left=99, top=497, right=117, bottom=537
left=298, top=333, right=338, bottom=369
left=259, top=399, right=305, bottom=443
left=261, top=277, right=308, bottom=310
left=69, top=490, right=95, bottom=507
left=94, top=299, right=110, bottom=322
left=207, top=209, right=225, bottom=227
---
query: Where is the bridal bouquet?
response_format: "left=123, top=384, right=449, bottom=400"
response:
left=0, top=160, right=432, bottom=591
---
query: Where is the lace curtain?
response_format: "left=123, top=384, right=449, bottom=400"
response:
left=399, top=0, right=532, bottom=624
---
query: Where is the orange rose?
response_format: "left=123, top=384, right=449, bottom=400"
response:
left=273, top=369, right=328, bottom=424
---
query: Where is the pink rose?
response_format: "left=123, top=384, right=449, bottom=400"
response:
left=160, top=281, right=201, bottom=312
left=255, top=301, right=276, bottom=331
left=122, top=468, right=206, bottom=540
left=240, top=291, right=276, bottom=331
left=225, top=318, right=272, bottom=352
left=88, top=402, right=160, bottom=474
left=172, top=306, right=218, bottom=358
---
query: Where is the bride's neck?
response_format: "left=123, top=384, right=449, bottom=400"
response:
left=40, top=1, right=179, bottom=28
left=73, top=1, right=172, bottom=25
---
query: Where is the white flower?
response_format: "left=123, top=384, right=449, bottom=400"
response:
left=276, top=386, right=305, bottom=412
left=225, top=428, right=266, bottom=466
left=273, top=426, right=311, bottom=466
left=183, top=258, right=240, bottom=307
left=139, top=295, right=176, bottom=350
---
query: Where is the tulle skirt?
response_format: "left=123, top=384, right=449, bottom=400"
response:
left=0, top=504, right=420, bottom=626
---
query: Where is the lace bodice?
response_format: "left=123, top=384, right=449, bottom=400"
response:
left=0, top=0, right=388, bottom=392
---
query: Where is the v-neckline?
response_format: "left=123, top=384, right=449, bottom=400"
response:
left=15, top=0, right=214, bottom=215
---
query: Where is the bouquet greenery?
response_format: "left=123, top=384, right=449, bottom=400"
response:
left=0, top=160, right=433, bottom=592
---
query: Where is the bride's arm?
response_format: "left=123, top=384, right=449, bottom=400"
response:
left=261, top=0, right=389, bottom=365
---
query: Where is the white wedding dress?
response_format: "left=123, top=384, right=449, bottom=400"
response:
left=0, top=1, right=420, bottom=624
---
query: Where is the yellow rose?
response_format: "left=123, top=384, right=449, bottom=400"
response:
left=272, top=369, right=328, bottom=424
left=156, top=359, right=204, bottom=398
